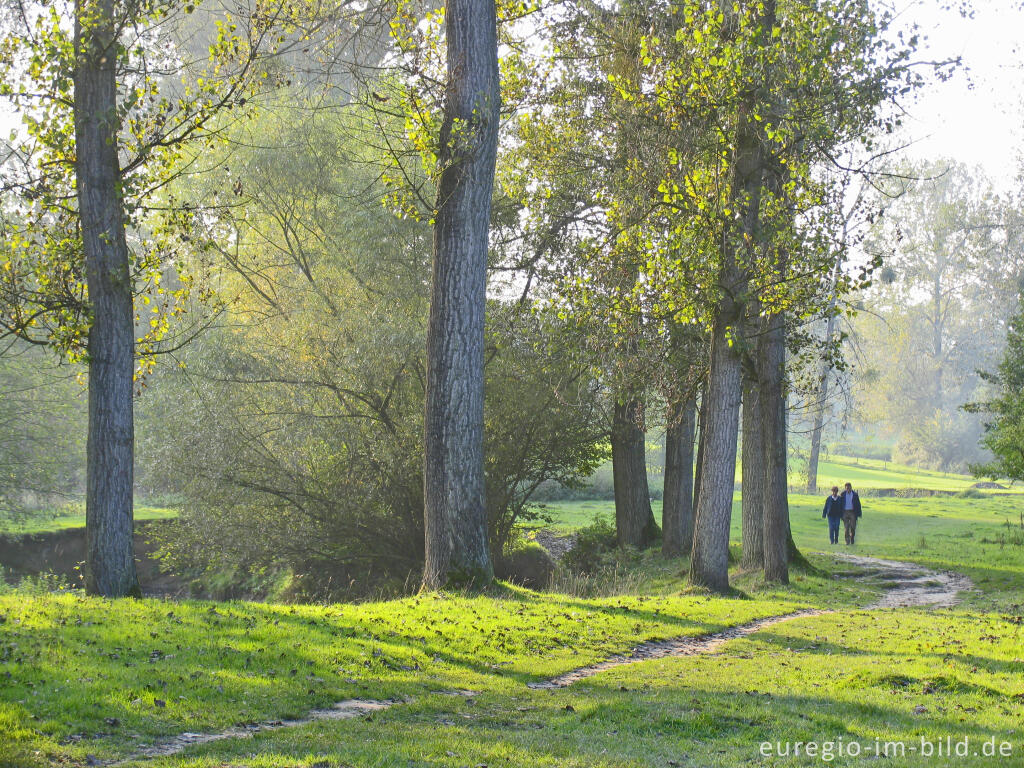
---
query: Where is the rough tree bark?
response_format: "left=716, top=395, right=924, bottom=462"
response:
left=612, top=399, right=658, bottom=548
left=422, top=0, right=500, bottom=589
left=740, top=365, right=764, bottom=571
left=75, top=0, right=140, bottom=598
left=689, top=5, right=776, bottom=592
left=760, top=306, right=789, bottom=583
left=689, top=317, right=745, bottom=592
left=662, top=396, right=696, bottom=557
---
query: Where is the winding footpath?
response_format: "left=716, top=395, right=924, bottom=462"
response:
left=107, top=553, right=973, bottom=765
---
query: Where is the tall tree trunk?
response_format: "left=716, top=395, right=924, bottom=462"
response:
left=761, top=307, right=789, bottom=582
left=688, top=0, right=775, bottom=593
left=662, top=396, right=696, bottom=557
left=422, top=0, right=499, bottom=589
left=740, top=367, right=764, bottom=571
left=75, top=0, right=139, bottom=598
left=689, top=319, right=743, bottom=592
left=612, top=399, right=658, bottom=548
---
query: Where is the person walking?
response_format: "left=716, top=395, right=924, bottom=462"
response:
left=841, top=482, right=862, bottom=544
left=822, top=486, right=843, bottom=544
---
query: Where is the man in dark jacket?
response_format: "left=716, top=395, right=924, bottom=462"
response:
left=822, top=486, right=843, bottom=544
left=841, top=482, right=862, bottom=544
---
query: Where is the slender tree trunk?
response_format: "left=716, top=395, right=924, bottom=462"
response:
left=612, top=399, right=658, bottom=548
left=692, top=384, right=708, bottom=513
left=75, top=0, right=139, bottom=598
left=422, top=0, right=499, bottom=589
left=805, top=389, right=826, bottom=494
left=740, top=367, right=764, bottom=570
left=805, top=253, right=843, bottom=493
left=662, top=396, right=696, bottom=557
left=761, top=308, right=789, bottom=583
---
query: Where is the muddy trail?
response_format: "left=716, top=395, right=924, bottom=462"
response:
left=101, top=554, right=973, bottom=764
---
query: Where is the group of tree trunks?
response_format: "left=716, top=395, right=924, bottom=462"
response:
left=73, top=0, right=793, bottom=595
left=613, top=0, right=792, bottom=592
left=611, top=363, right=794, bottom=593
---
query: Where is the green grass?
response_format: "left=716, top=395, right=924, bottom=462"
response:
left=159, top=606, right=1020, bottom=768
left=811, top=455, right=999, bottom=491
left=540, top=493, right=1024, bottom=610
left=0, top=504, right=178, bottom=535
left=3, top=477, right=1024, bottom=766
left=575, top=452, right=998, bottom=502
left=0, top=576, right=853, bottom=766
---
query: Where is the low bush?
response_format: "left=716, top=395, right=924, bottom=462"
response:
left=495, top=540, right=556, bottom=589
left=561, top=516, right=618, bottom=574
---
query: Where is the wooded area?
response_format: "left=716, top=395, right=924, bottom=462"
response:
left=0, top=0, right=1021, bottom=602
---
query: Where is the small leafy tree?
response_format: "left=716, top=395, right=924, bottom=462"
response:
left=0, top=0, right=307, bottom=595
left=967, top=286, right=1024, bottom=483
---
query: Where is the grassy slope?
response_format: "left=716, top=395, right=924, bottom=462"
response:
left=811, top=455, right=997, bottom=491
left=0, top=575, right=858, bottom=766
left=581, top=453, right=993, bottom=500
left=0, top=505, right=177, bottom=535
left=2, top=466, right=1023, bottom=766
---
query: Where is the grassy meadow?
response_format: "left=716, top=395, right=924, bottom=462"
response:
left=2, top=463, right=1023, bottom=766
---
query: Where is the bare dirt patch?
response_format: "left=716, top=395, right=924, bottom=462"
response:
left=830, top=553, right=974, bottom=609
left=106, top=699, right=396, bottom=765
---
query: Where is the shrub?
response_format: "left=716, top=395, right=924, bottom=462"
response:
left=494, top=540, right=556, bottom=589
left=561, top=516, right=618, bottom=574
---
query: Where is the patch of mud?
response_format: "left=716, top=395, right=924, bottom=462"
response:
left=831, top=553, right=973, bottom=609
left=107, top=699, right=396, bottom=765
left=527, top=609, right=827, bottom=690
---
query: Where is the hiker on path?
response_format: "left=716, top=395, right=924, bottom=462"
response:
left=822, top=486, right=844, bottom=544
left=841, top=482, right=862, bottom=544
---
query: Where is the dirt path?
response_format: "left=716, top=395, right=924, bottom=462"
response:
left=527, top=609, right=828, bottom=690
left=829, top=552, right=974, bottom=609
left=106, top=554, right=972, bottom=763
left=106, top=700, right=396, bottom=766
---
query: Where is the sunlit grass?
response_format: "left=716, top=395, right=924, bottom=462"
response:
left=0, top=504, right=178, bottom=535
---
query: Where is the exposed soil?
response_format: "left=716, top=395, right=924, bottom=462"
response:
left=0, top=522, right=186, bottom=597
left=531, top=529, right=576, bottom=561
left=830, top=553, right=974, bottom=609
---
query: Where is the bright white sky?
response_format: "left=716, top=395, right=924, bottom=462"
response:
left=891, top=0, right=1023, bottom=189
